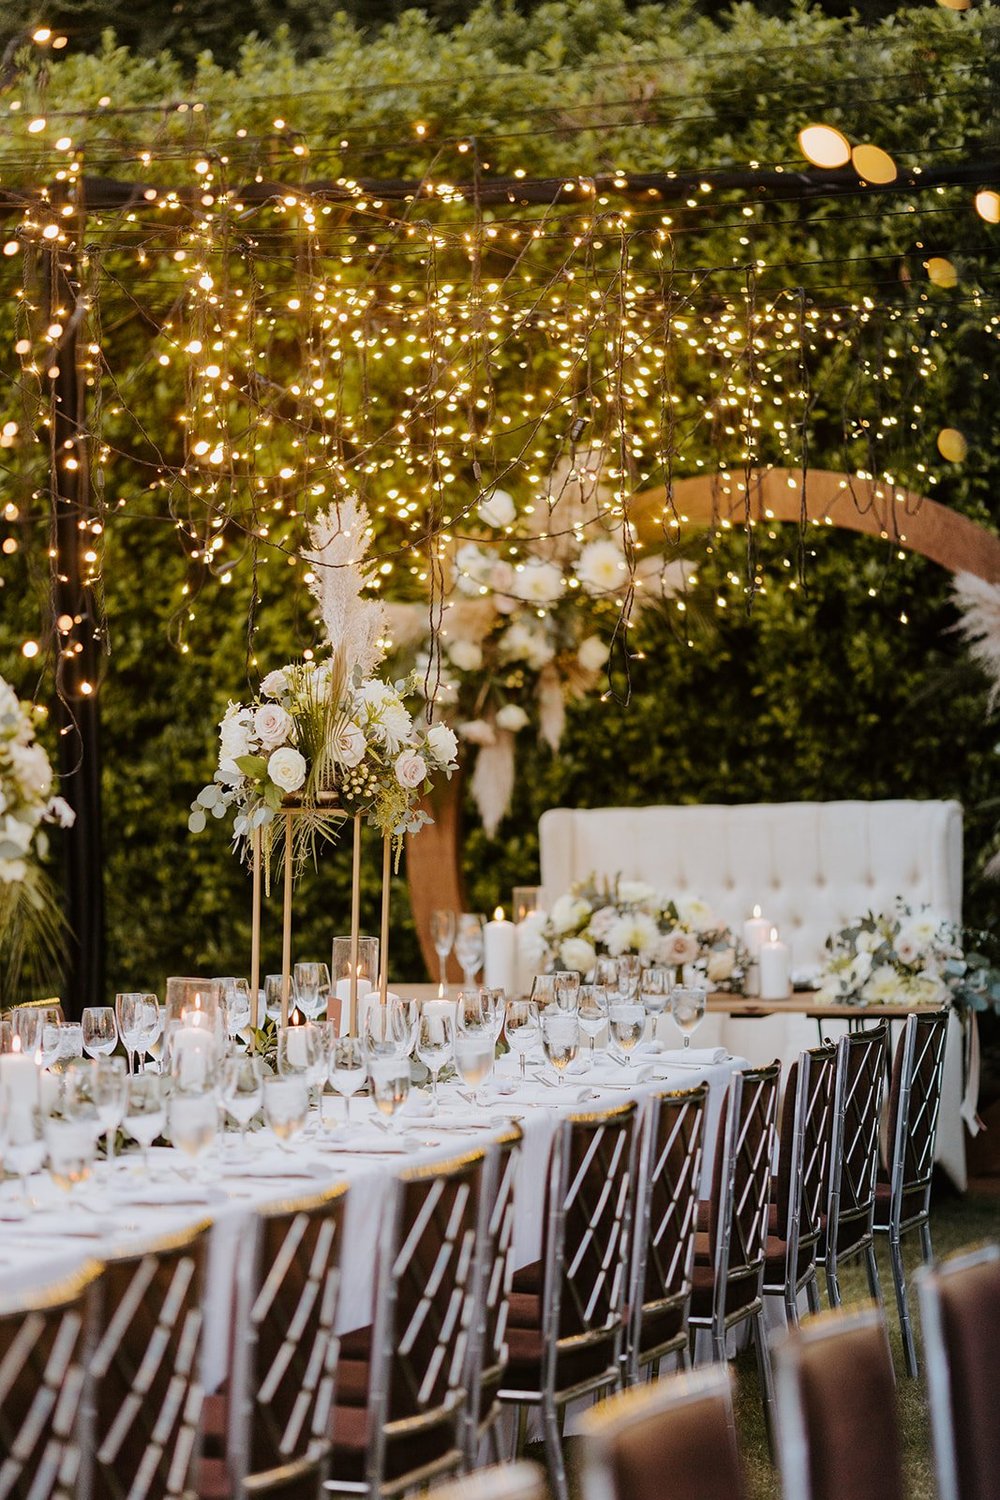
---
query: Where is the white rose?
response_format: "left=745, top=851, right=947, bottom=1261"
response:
left=219, top=702, right=253, bottom=762
left=588, top=905, right=619, bottom=942
left=395, top=750, right=428, bottom=789
left=511, top=558, right=563, bottom=605
left=267, top=745, right=307, bottom=793
left=577, top=635, right=609, bottom=672
left=261, top=668, right=290, bottom=700
left=0, top=814, right=34, bottom=855
left=333, top=720, right=367, bottom=768
left=496, top=703, right=529, bottom=732
left=254, top=703, right=293, bottom=750
left=378, top=701, right=414, bottom=753
left=448, top=638, right=483, bottom=672
left=706, top=947, right=736, bottom=983
left=458, top=718, right=496, bottom=747
left=454, top=543, right=489, bottom=596
left=661, top=929, right=701, bottom=967
left=10, top=741, right=52, bottom=800
left=518, top=910, right=549, bottom=968
left=560, top=937, right=597, bottom=977
left=549, top=893, right=592, bottom=935
left=498, top=622, right=554, bottom=671
left=674, top=894, right=714, bottom=929
left=477, top=487, right=516, bottom=529
left=426, top=722, right=459, bottom=766
left=577, top=538, right=627, bottom=595
left=489, top=560, right=518, bottom=613
left=618, top=880, right=656, bottom=908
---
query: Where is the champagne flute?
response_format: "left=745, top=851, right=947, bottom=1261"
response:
left=577, top=984, right=608, bottom=1067
left=504, top=999, right=539, bottom=1081
left=123, top=1073, right=166, bottom=1171
left=93, top=1056, right=128, bottom=1165
left=329, top=1038, right=366, bottom=1123
left=416, top=1008, right=454, bottom=1107
left=221, top=1053, right=264, bottom=1155
left=369, top=1056, right=411, bottom=1130
left=262, top=1075, right=308, bottom=1151
left=608, top=1000, right=645, bottom=1066
left=669, top=986, right=707, bottom=1049
left=82, top=1006, right=118, bottom=1059
left=541, top=1008, right=580, bottom=1084
left=454, top=913, right=486, bottom=990
left=430, top=909, right=457, bottom=997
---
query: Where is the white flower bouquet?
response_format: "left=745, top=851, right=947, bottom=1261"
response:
left=817, top=900, right=1000, bottom=1013
left=539, top=874, right=748, bottom=992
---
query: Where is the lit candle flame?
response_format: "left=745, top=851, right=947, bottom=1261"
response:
left=753, top=904, right=762, bottom=919
left=769, top=927, right=779, bottom=943
left=494, top=906, right=505, bottom=921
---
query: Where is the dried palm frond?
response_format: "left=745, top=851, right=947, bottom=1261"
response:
left=953, top=571, right=1000, bottom=707
left=304, top=498, right=386, bottom=677
left=0, top=865, right=66, bottom=1008
left=470, top=730, right=516, bottom=837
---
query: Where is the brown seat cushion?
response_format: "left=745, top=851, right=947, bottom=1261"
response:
left=329, top=1400, right=457, bottom=1484
left=503, top=1284, right=617, bottom=1393
left=872, top=1180, right=927, bottom=1229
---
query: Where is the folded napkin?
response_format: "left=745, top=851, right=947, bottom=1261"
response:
left=109, top=1180, right=226, bottom=1206
left=315, top=1129, right=415, bottom=1155
left=424, top=1112, right=509, bottom=1132
left=654, top=1047, right=731, bottom=1067
left=220, top=1157, right=330, bottom=1179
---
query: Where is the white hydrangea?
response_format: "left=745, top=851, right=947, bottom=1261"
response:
left=577, top=538, right=627, bottom=595
left=549, top=893, right=592, bottom=934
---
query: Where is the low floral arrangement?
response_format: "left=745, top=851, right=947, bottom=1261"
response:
left=530, top=874, right=748, bottom=991
left=817, top=900, right=1000, bottom=1014
left=0, top=676, right=74, bottom=1001
left=189, top=498, right=459, bottom=876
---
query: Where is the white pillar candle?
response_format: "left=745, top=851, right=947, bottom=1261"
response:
left=484, top=907, right=517, bottom=995
left=171, top=1026, right=213, bottom=1092
left=0, top=1041, right=39, bottom=1109
left=759, top=927, right=791, bottom=1001
left=334, top=975, right=372, bottom=1034
left=284, top=1022, right=310, bottom=1069
left=743, top=905, right=771, bottom=957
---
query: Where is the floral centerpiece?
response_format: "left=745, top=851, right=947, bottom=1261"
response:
left=533, top=874, right=748, bottom=992
left=0, top=676, right=74, bottom=1002
left=817, top=900, right=1000, bottom=1014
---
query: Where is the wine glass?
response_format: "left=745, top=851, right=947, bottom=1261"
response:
left=0, top=1096, right=45, bottom=1209
left=93, top=1056, right=129, bottom=1165
left=454, top=913, right=486, bottom=990
left=262, top=1075, right=309, bottom=1151
left=10, top=1009, right=44, bottom=1057
left=221, top=1053, right=264, bottom=1155
left=224, top=979, right=253, bottom=1040
left=593, top=956, right=619, bottom=989
left=138, top=999, right=163, bottom=1072
left=479, top=988, right=507, bottom=1042
left=115, top=993, right=148, bottom=1075
left=277, top=1022, right=320, bottom=1079
left=53, top=1023, right=84, bottom=1071
left=430, top=909, right=457, bottom=997
left=615, top=956, right=642, bottom=1000
left=363, top=1001, right=410, bottom=1060
left=577, top=985, right=609, bottom=1067
left=123, top=1073, right=166, bottom=1170
left=552, top=972, right=581, bottom=1012
left=453, top=1022, right=495, bottom=1105
left=416, top=1008, right=454, bottom=1107
left=369, top=1056, right=411, bottom=1130
left=504, top=999, right=539, bottom=1081
left=82, top=1006, right=118, bottom=1060
left=329, top=1038, right=366, bottom=1123
left=264, top=974, right=296, bottom=1025
left=669, top=986, right=707, bottom=1049
left=169, top=1089, right=218, bottom=1172
left=44, top=1068, right=98, bottom=1197
left=541, top=1008, right=580, bottom=1085
left=608, top=999, right=645, bottom=1066
left=294, top=962, right=331, bottom=1022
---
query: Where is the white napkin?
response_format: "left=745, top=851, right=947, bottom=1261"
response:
left=655, top=1047, right=730, bottom=1067
left=221, top=1157, right=330, bottom=1179
left=316, top=1129, right=414, bottom=1155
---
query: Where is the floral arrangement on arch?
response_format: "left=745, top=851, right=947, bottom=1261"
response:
left=385, top=448, right=693, bottom=835
left=190, top=499, right=459, bottom=875
left=528, top=874, right=748, bottom=992
left=817, top=899, right=1000, bottom=1014
left=0, top=676, right=75, bottom=1002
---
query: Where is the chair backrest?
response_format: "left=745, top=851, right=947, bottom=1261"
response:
left=228, top=1184, right=348, bottom=1497
left=465, top=1126, right=521, bottom=1438
left=775, top=1046, right=837, bottom=1253
left=88, top=1222, right=210, bottom=1500
left=542, top=1102, right=637, bottom=1384
left=0, top=1264, right=99, bottom=1500
left=708, top=1063, right=780, bottom=1311
left=579, top=1364, right=745, bottom=1500
left=774, top=1305, right=904, bottom=1500
left=886, top=1010, right=949, bottom=1215
left=367, top=1149, right=486, bottom=1484
left=629, top=1085, right=707, bottom=1362
left=426, top=1460, right=547, bottom=1500
left=916, top=1242, right=1000, bottom=1500
left=827, top=1024, right=887, bottom=1248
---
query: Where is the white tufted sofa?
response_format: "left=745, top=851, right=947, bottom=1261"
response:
left=539, top=799, right=968, bottom=1185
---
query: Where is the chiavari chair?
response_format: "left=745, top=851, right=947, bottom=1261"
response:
left=916, top=1242, right=1000, bottom=1500
left=325, top=1149, right=485, bottom=1500
left=689, top=1062, right=780, bottom=1438
left=773, top=1305, right=903, bottom=1500
left=874, top=1009, right=949, bottom=1376
left=580, top=1364, right=745, bottom=1500
left=625, top=1084, right=707, bottom=1385
left=0, top=1263, right=100, bottom=1500
left=425, top=1461, right=546, bottom=1500
left=463, top=1126, right=521, bottom=1467
left=763, top=1045, right=836, bottom=1325
left=201, top=1184, right=348, bottom=1500
left=87, top=1222, right=211, bottom=1500
left=819, top=1024, right=887, bottom=1310
left=499, top=1100, right=638, bottom=1500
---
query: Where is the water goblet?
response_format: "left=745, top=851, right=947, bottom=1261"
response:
left=9, top=1009, right=44, bottom=1057
left=453, top=1024, right=495, bottom=1105
left=454, top=913, right=486, bottom=991
left=608, top=999, right=645, bottom=1065
left=221, top=1053, right=264, bottom=1155
left=552, top=971, right=581, bottom=1012
left=138, top=999, right=163, bottom=1072
left=615, top=956, right=642, bottom=1001
left=479, top=988, right=507, bottom=1042
left=0, top=1096, right=45, bottom=1210
left=54, top=1022, right=84, bottom=1071
left=416, top=1007, right=454, bottom=1107
left=123, top=1072, right=166, bottom=1170
left=504, top=999, right=539, bottom=1081
left=577, top=985, right=609, bottom=1067
left=263, top=1074, right=308, bottom=1151
left=169, top=1088, right=218, bottom=1172
left=224, top=979, right=253, bottom=1039
left=363, top=1000, right=409, bottom=1060
left=430, top=909, right=457, bottom=998
left=669, top=986, right=707, bottom=1048
left=43, top=1068, right=98, bottom=1196
left=115, top=993, right=148, bottom=1075
left=294, top=962, right=331, bottom=1022
left=82, top=1006, right=118, bottom=1059
left=541, top=1008, right=580, bottom=1084
left=593, top=956, right=619, bottom=989
left=369, top=1056, right=411, bottom=1130
left=329, top=1038, right=366, bottom=1123
left=92, top=1056, right=128, bottom=1164
left=264, top=974, right=297, bottom=1025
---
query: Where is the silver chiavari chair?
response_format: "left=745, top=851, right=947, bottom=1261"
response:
left=499, top=1100, right=638, bottom=1500
left=204, top=1184, right=348, bottom=1500
left=773, top=1305, right=904, bottom=1500
left=86, top=1222, right=211, bottom=1500
left=463, top=1126, right=521, bottom=1467
left=916, top=1242, right=1000, bottom=1500
left=579, top=1364, right=746, bottom=1500
left=874, top=1009, right=949, bottom=1376
left=763, top=1045, right=836, bottom=1325
left=820, top=1024, right=887, bottom=1310
left=425, top=1460, right=547, bottom=1500
left=625, top=1084, right=707, bottom=1385
left=689, top=1062, right=780, bottom=1439
left=0, top=1263, right=100, bottom=1500
left=325, top=1149, right=485, bottom=1500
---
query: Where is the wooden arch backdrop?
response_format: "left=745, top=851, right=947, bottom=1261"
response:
left=405, top=466, right=1000, bottom=978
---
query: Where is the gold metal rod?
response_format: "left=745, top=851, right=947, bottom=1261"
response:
left=378, top=835, right=391, bottom=1005
left=250, top=826, right=262, bottom=1044
left=349, top=813, right=362, bottom=1036
left=281, top=812, right=294, bottom=1028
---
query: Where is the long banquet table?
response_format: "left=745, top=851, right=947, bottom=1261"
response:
left=0, top=1047, right=745, bottom=1395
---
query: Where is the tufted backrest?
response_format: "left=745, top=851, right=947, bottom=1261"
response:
left=538, top=801, right=962, bottom=970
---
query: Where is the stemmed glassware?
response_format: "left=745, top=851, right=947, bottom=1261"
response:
left=363, top=1000, right=413, bottom=1060
left=116, top=993, right=154, bottom=1075
left=43, top=1065, right=99, bottom=1196
left=369, top=1057, right=411, bottom=1131
left=430, top=910, right=457, bottom=997
left=541, top=1008, right=580, bottom=1085
left=221, top=1053, right=264, bottom=1155
left=608, top=997, right=645, bottom=1066
left=264, top=974, right=296, bottom=1025
left=504, top=999, right=539, bottom=1081
left=669, top=986, right=707, bottom=1049
left=54, top=1023, right=84, bottom=1070
left=82, top=1006, right=118, bottom=1059
left=92, top=1057, right=129, bottom=1164
left=123, top=1073, right=167, bottom=1170
left=531, top=972, right=580, bottom=1012
left=294, top=963, right=332, bottom=1022
left=416, top=1008, right=454, bottom=1107
left=577, top=985, right=609, bottom=1067
left=262, top=1075, right=309, bottom=1151
left=277, top=1022, right=321, bottom=1080
left=454, top=914, right=486, bottom=991
left=615, top=956, right=642, bottom=1000
left=329, top=1038, right=366, bottom=1123
left=0, top=1096, right=45, bottom=1209
left=223, top=980, right=253, bottom=1040
left=138, top=1000, right=163, bottom=1071
left=454, top=993, right=495, bottom=1105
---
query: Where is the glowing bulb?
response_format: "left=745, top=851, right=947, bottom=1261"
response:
left=851, top=144, right=897, bottom=184
left=975, top=190, right=1000, bottom=224
left=21, top=640, right=39, bottom=659
left=797, top=124, right=851, bottom=169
